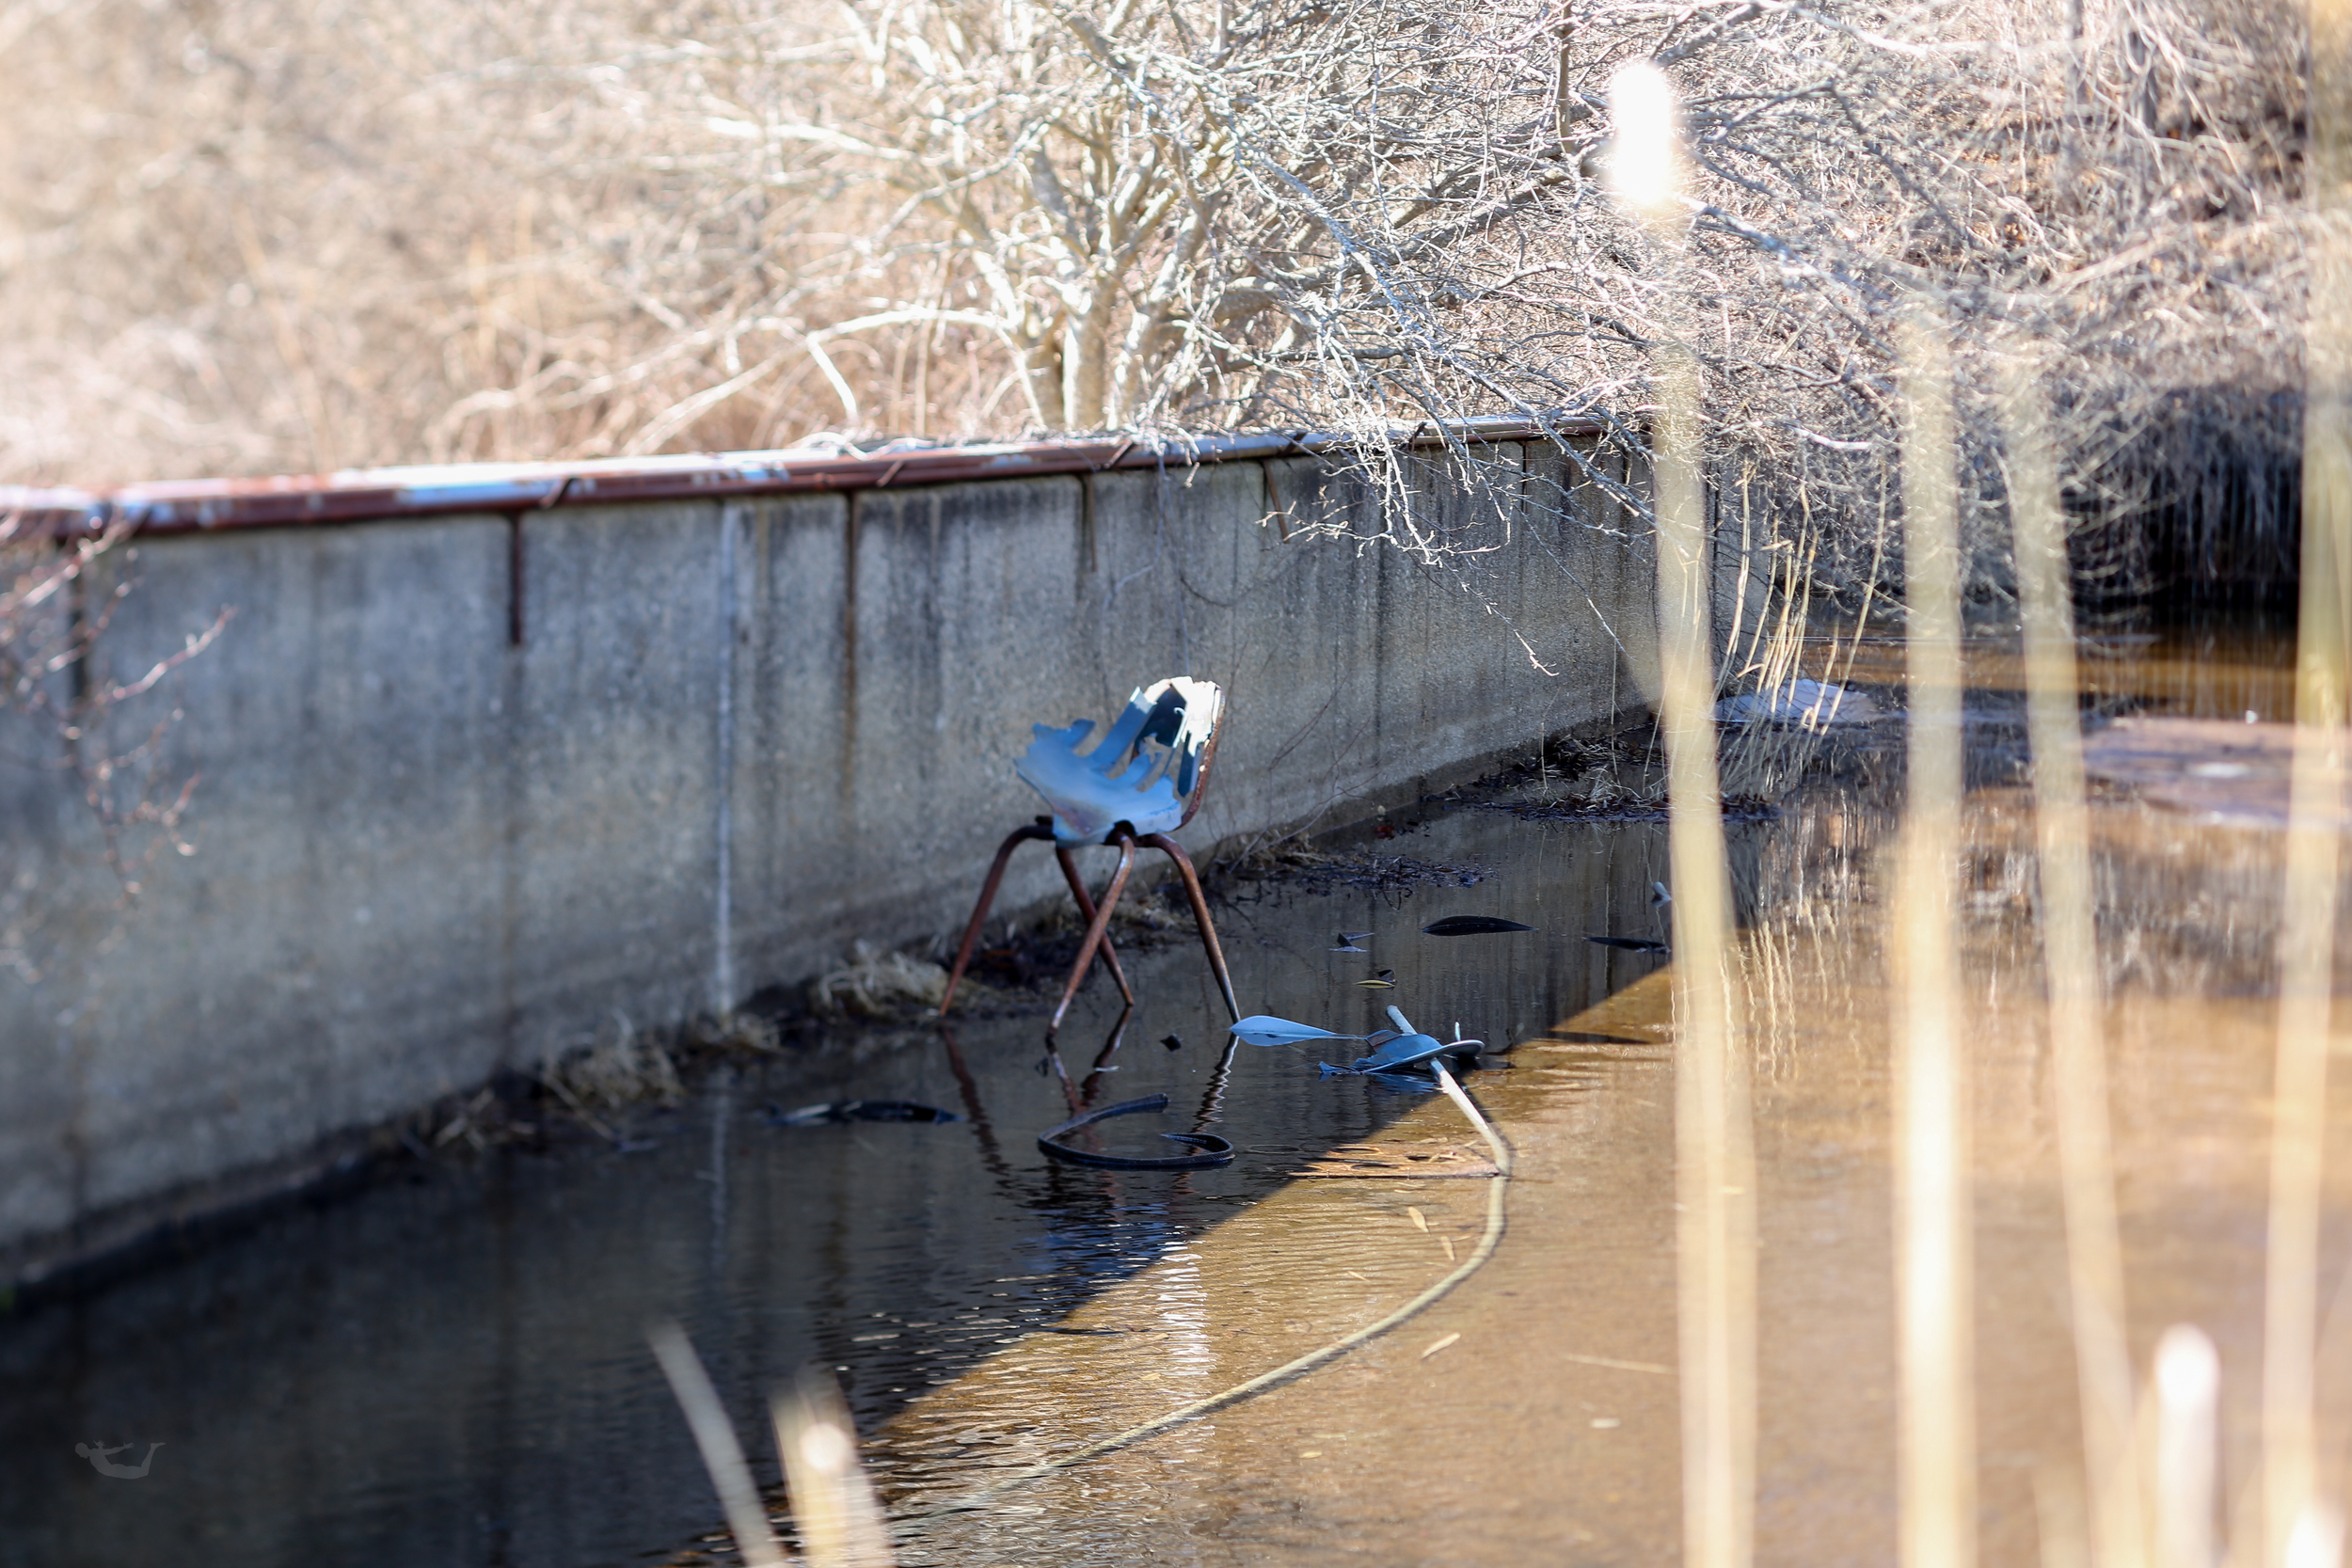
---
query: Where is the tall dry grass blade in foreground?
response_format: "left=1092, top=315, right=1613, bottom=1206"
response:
left=2155, top=1324, right=2221, bottom=1568
left=1894, top=312, right=1974, bottom=1568
left=1610, top=60, right=1756, bottom=1568
left=646, top=1321, right=788, bottom=1568
left=1997, top=355, right=2147, bottom=1568
left=2265, top=3, right=2352, bottom=1559
left=2290, top=1511, right=2351, bottom=1568
left=774, top=1371, right=897, bottom=1568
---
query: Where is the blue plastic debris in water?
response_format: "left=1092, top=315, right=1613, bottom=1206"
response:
left=1015, top=678, right=1221, bottom=846
left=1230, top=1015, right=1363, bottom=1048
left=1347, top=1032, right=1452, bottom=1071
left=1322, top=1017, right=1486, bottom=1078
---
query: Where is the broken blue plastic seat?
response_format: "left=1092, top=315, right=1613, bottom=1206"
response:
left=940, top=678, right=1239, bottom=1033
left=1015, top=677, right=1222, bottom=846
left=1320, top=1010, right=1484, bottom=1077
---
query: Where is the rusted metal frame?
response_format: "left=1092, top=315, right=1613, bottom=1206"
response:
left=939, top=820, right=1056, bottom=1013
left=505, top=515, right=527, bottom=646
left=1044, top=826, right=1240, bottom=1036
left=1048, top=832, right=1139, bottom=1035
left=1260, top=460, right=1293, bottom=542
left=1037, top=1004, right=1134, bottom=1117
left=938, top=818, right=1137, bottom=1018
left=1138, top=832, right=1242, bottom=1024
left=501, top=476, right=568, bottom=647
left=6, top=414, right=1607, bottom=540
left=933, top=1024, right=1012, bottom=1180
left=1076, top=438, right=1135, bottom=574
left=1193, top=1035, right=1243, bottom=1131
left=1260, top=429, right=1320, bottom=543
left=1055, top=847, right=1136, bottom=1004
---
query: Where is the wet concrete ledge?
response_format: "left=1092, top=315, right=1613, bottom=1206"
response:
left=0, top=438, right=1666, bottom=1283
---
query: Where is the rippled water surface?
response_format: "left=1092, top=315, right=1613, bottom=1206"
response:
left=1, top=781, right=1694, bottom=1568
left=12, top=617, right=2352, bottom=1568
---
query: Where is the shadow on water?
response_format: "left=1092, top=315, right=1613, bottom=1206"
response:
left=18, top=604, right=2317, bottom=1568
left=0, top=797, right=1749, bottom=1568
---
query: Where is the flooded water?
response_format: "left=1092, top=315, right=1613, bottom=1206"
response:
left=0, top=784, right=1700, bottom=1568
left=11, top=611, right=2352, bottom=1568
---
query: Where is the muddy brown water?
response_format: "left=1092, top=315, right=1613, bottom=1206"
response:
left=11, top=619, right=2352, bottom=1568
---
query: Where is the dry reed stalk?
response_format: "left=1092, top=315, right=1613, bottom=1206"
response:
left=2155, top=1324, right=2221, bottom=1568
left=1895, top=310, right=1974, bottom=1568
left=2263, top=6, right=2352, bottom=1560
left=646, top=1321, right=788, bottom=1568
left=1613, top=62, right=1756, bottom=1568
left=1999, top=351, right=2147, bottom=1568
left=773, top=1373, right=897, bottom=1568
left=2289, top=1512, right=2350, bottom=1568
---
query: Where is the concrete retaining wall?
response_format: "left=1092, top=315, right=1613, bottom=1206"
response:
left=0, top=438, right=1668, bottom=1272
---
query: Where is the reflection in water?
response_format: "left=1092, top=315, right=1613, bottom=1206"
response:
left=873, top=632, right=2352, bottom=1568
left=0, top=800, right=1680, bottom=1568
left=12, top=625, right=2348, bottom=1568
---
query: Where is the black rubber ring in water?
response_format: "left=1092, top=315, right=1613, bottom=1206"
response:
left=1037, top=1093, right=1236, bottom=1170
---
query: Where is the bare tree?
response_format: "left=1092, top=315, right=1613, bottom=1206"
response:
left=0, top=0, right=2312, bottom=605
left=0, top=514, right=228, bottom=981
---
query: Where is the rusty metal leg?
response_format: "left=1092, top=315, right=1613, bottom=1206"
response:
left=1056, top=847, right=1136, bottom=1006
left=1049, top=833, right=1136, bottom=1035
left=1193, top=1035, right=1241, bottom=1130
left=1140, top=832, right=1241, bottom=1023
left=1084, top=1004, right=1134, bottom=1104
left=939, top=820, right=1053, bottom=1015
left=934, top=1024, right=1010, bottom=1178
left=1040, top=1037, right=1082, bottom=1113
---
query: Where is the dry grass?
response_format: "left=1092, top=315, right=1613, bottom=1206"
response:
left=542, top=1009, right=686, bottom=1110
left=0, top=0, right=2308, bottom=789
left=0, top=0, right=1017, bottom=482
left=809, top=941, right=952, bottom=1021
left=0, top=0, right=2311, bottom=601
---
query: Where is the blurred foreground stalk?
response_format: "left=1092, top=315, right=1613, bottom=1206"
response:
left=1999, top=353, right=2146, bottom=1568
left=2265, top=0, right=2352, bottom=1561
left=648, top=1321, right=788, bottom=1568
left=1894, top=311, right=1973, bottom=1568
left=1659, top=325, right=1756, bottom=1568
left=1610, top=58, right=1756, bottom=1568
left=775, top=1373, right=897, bottom=1568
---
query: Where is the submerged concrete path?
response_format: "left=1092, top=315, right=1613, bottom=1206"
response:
left=865, top=889, right=2352, bottom=1568
left=871, top=972, right=1691, bottom=1565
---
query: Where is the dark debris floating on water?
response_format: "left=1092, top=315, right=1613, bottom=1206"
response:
left=1421, top=915, right=1534, bottom=936
left=765, top=1100, right=962, bottom=1126
left=1035, top=1094, right=1235, bottom=1170
left=1584, top=935, right=1670, bottom=956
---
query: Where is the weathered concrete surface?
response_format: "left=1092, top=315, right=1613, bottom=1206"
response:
left=0, top=441, right=1668, bottom=1272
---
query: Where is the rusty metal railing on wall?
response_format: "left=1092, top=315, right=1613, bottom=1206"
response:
left=0, top=414, right=1606, bottom=538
